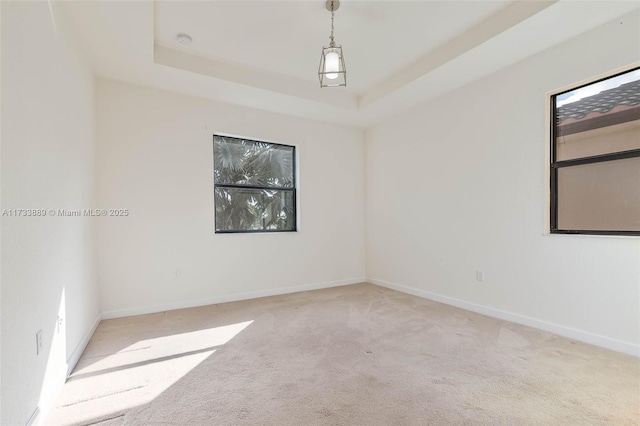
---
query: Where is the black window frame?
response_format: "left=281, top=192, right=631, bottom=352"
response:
left=213, top=134, right=297, bottom=234
left=550, top=67, right=640, bottom=236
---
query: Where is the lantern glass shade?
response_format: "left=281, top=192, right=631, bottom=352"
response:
left=318, top=45, right=346, bottom=87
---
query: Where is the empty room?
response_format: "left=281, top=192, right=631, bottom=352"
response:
left=1, top=0, right=639, bottom=425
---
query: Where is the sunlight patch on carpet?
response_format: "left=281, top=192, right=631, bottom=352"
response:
left=47, top=320, right=253, bottom=425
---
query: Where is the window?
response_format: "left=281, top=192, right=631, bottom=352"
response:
left=213, top=135, right=296, bottom=233
left=550, top=67, right=640, bottom=235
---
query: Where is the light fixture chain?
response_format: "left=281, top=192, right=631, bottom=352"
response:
left=330, top=8, right=335, bottom=47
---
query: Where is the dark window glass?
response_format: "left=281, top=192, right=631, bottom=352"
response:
left=551, top=67, right=640, bottom=235
left=214, top=135, right=296, bottom=233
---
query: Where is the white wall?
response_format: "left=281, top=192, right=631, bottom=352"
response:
left=96, top=80, right=365, bottom=317
left=1, top=2, right=100, bottom=425
left=0, top=3, right=3, bottom=422
left=366, top=11, right=640, bottom=354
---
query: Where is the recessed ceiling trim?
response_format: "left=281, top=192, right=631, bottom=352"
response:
left=358, top=0, right=557, bottom=108
left=154, top=44, right=358, bottom=110
left=59, top=0, right=639, bottom=129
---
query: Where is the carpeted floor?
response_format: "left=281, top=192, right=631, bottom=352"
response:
left=46, top=283, right=639, bottom=425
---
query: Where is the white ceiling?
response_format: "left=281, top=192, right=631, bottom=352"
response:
left=154, top=1, right=509, bottom=95
left=60, top=1, right=640, bottom=129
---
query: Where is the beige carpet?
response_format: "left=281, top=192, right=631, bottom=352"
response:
left=46, top=283, right=639, bottom=425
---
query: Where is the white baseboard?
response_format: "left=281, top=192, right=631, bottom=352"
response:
left=368, top=278, right=639, bottom=357
left=26, top=407, right=40, bottom=426
left=66, top=313, right=102, bottom=377
left=101, top=277, right=365, bottom=320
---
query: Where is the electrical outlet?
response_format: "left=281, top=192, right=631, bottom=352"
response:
left=36, top=330, right=43, bottom=355
left=174, top=268, right=182, bottom=279
left=57, top=316, right=64, bottom=334
left=475, top=271, right=485, bottom=282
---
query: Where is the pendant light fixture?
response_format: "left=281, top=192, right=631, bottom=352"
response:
left=318, top=0, right=346, bottom=88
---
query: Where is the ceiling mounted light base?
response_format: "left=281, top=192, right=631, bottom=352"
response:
left=319, top=0, right=346, bottom=88
left=326, top=0, right=340, bottom=12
